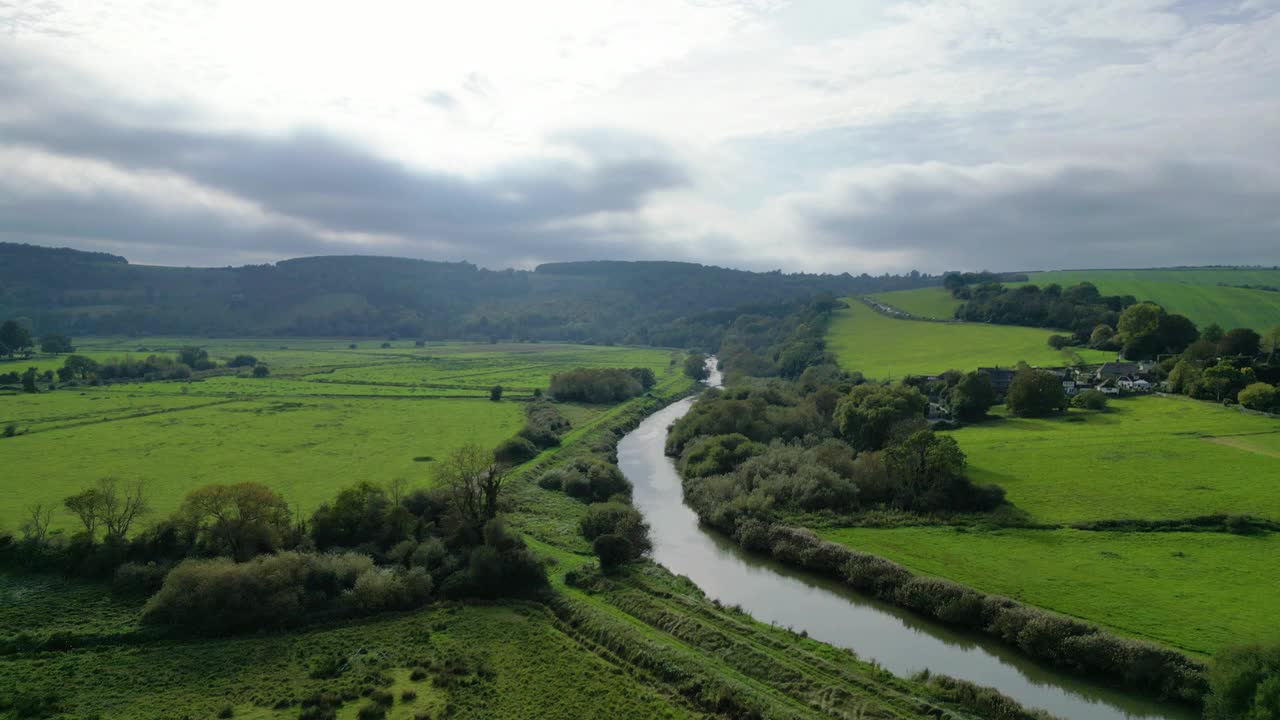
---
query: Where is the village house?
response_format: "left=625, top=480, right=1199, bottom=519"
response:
left=1095, top=361, right=1140, bottom=381
left=978, top=366, right=1017, bottom=394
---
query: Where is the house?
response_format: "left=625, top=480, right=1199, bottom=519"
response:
left=1062, top=379, right=1078, bottom=395
left=1118, top=377, right=1153, bottom=392
left=1095, top=362, right=1140, bottom=381
left=978, top=367, right=1017, bottom=394
left=1096, top=378, right=1121, bottom=395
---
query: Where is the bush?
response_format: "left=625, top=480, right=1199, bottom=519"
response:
left=112, top=561, right=168, bottom=596
left=549, top=368, right=647, bottom=403
left=1007, top=369, right=1067, bottom=417
left=580, top=502, right=651, bottom=556
left=593, top=534, right=633, bottom=571
left=489, top=385, right=503, bottom=402
left=253, top=364, right=270, bottom=378
left=1071, top=389, right=1108, bottom=411
left=1204, top=643, right=1280, bottom=719
left=493, top=436, right=538, bottom=465
left=1238, top=382, right=1280, bottom=412
left=227, top=354, right=258, bottom=367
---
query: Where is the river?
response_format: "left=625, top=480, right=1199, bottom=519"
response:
left=616, top=363, right=1195, bottom=720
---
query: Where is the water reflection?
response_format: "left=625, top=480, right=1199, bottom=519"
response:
left=619, top=366, right=1195, bottom=720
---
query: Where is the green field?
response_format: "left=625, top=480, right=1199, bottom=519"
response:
left=827, top=299, right=1114, bottom=378
left=1021, top=269, right=1280, bottom=332
left=820, top=526, right=1280, bottom=655
left=868, top=288, right=961, bottom=320
left=954, top=395, right=1280, bottom=524
left=0, top=338, right=685, bottom=531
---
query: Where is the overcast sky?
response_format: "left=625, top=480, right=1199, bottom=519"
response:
left=2, top=1, right=1278, bottom=273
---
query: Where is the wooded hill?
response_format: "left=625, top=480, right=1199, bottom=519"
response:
left=0, top=242, right=937, bottom=346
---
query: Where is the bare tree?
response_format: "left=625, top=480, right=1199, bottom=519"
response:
left=386, top=476, right=410, bottom=506
left=98, top=477, right=150, bottom=539
left=437, top=443, right=509, bottom=531
left=64, top=488, right=104, bottom=538
left=20, top=502, right=54, bottom=542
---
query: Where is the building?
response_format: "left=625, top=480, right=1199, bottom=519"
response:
left=977, top=366, right=1017, bottom=393
left=1096, top=362, right=1140, bottom=381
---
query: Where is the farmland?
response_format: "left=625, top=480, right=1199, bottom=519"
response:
left=955, top=395, right=1280, bottom=524
left=820, top=526, right=1280, bottom=656
left=826, top=299, right=1113, bottom=378
left=0, top=338, right=685, bottom=530
left=867, top=287, right=961, bottom=320
left=1020, top=269, right=1280, bottom=332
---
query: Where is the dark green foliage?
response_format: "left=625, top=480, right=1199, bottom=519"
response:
left=916, top=673, right=1061, bottom=720
left=834, top=383, right=927, bottom=451
left=177, top=346, right=215, bottom=370
left=489, top=385, right=503, bottom=402
left=39, top=334, right=74, bottom=354
left=1204, top=643, right=1280, bottom=719
left=310, top=482, right=398, bottom=550
left=1239, top=382, right=1280, bottom=412
left=253, top=364, right=270, bottom=377
left=884, top=431, right=1001, bottom=512
left=517, top=402, right=570, bottom=449
left=579, top=502, right=651, bottom=557
left=112, top=561, right=167, bottom=596
left=683, top=353, right=710, bottom=380
left=953, top=281, right=1135, bottom=343
left=947, top=371, right=996, bottom=421
left=593, top=534, right=633, bottom=571
left=492, top=436, right=538, bottom=466
left=0, top=319, right=34, bottom=358
left=548, top=368, right=651, bottom=403
left=227, top=354, right=258, bottom=367
left=1071, top=389, right=1108, bottom=411
left=1006, top=369, right=1067, bottom=417
left=677, top=433, right=766, bottom=478
left=20, top=367, right=37, bottom=393
left=1219, top=327, right=1262, bottom=357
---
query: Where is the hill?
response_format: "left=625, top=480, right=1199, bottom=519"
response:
left=0, top=242, right=937, bottom=347
left=826, top=299, right=1112, bottom=378
left=1021, top=268, right=1280, bottom=332
left=867, top=287, right=962, bottom=319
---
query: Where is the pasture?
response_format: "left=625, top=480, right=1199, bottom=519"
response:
left=826, top=299, right=1112, bottom=379
left=0, top=338, right=685, bottom=531
left=1020, top=269, right=1280, bottom=332
left=867, top=288, right=960, bottom=320
left=953, top=395, right=1280, bottom=524
left=820, top=526, right=1280, bottom=656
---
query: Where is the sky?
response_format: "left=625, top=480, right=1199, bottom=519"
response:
left=1, top=0, right=1278, bottom=274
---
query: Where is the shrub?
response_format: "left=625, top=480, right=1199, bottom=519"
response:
left=112, top=561, right=168, bottom=596
left=549, top=368, right=647, bottom=403
left=593, top=534, right=633, bottom=571
left=1071, top=389, right=1108, bottom=411
left=489, top=385, right=503, bottom=402
left=538, top=468, right=574, bottom=490
left=493, top=436, right=538, bottom=465
left=1238, top=382, right=1280, bottom=412
left=580, top=502, right=651, bottom=556
left=1007, top=369, right=1067, bottom=417
left=1204, top=643, right=1280, bottom=719
left=253, top=364, right=270, bottom=378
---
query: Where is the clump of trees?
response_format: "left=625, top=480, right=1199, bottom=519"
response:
left=580, top=501, right=651, bottom=571
left=1006, top=369, right=1067, bottom=418
left=538, top=458, right=632, bottom=503
left=950, top=280, right=1135, bottom=342
left=1203, top=642, right=1280, bottom=719
left=549, top=367, right=655, bottom=403
left=0, top=319, right=35, bottom=358
left=683, top=353, right=710, bottom=381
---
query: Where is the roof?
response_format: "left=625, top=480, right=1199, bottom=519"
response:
left=1098, top=361, right=1139, bottom=375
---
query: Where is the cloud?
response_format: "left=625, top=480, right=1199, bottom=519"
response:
left=0, top=47, right=690, bottom=268
left=793, top=158, right=1280, bottom=272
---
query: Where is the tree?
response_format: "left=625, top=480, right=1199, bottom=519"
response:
left=20, top=367, right=38, bottom=393
left=493, top=436, right=538, bottom=465
left=489, top=385, right=503, bottom=402
left=63, top=354, right=99, bottom=379
left=683, top=353, right=710, bottom=381
left=39, top=334, right=74, bottom=354
left=883, top=431, right=970, bottom=511
left=1198, top=362, right=1254, bottom=402
left=1071, top=389, right=1109, bottom=411
left=20, top=502, right=54, bottom=542
left=834, top=384, right=927, bottom=451
left=64, top=488, right=104, bottom=538
left=1266, top=325, right=1280, bottom=364
left=227, top=354, right=258, bottom=367
left=1157, top=313, right=1199, bottom=354
left=1167, top=358, right=1201, bottom=394
left=1219, top=328, right=1262, bottom=358
left=1203, top=323, right=1225, bottom=344
left=1204, top=643, right=1280, bottom=720
left=1088, top=324, right=1116, bottom=349
left=97, top=477, right=151, bottom=539
left=0, top=319, right=33, bottom=358
left=1238, top=383, right=1279, bottom=413
left=1006, top=369, right=1066, bottom=417
left=182, top=483, right=292, bottom=561
left=593, top=534, right=633, bottom=572
left=1116, top=302, right=1165, bottom=359
left=252, top=364, right=270, bottom=378
left=946, top=371, right=995, bottom=421
left=438, top=443, right=508, bottom=532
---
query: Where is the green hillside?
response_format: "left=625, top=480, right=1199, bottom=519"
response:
left=868, top=287, right=961, bottom=319
left=826, top=299, right=1113, bottom=378
left=1022, top=269, right=1280, bottom=332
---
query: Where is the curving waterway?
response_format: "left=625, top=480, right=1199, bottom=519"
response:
left=617, top=362, right=1195, bottom=720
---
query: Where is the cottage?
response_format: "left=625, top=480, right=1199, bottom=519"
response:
left=978, top=366, right=1017, bottom=393
left=1118, top=377, right=1153, bottom=392
left=1096, top=362, right=1140, bottom=381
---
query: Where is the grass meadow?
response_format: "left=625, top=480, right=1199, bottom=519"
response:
left=0, top=338, right=685, bottom=531
left=867, top=288, right=961, bottom=320
left=826, top=299, right=1113, bottom=379
left=1019, top=269, right=1280, bottom=332
left=820, top=526, right=1280, bottom=656
left=953, top=395, right=1280, bottom=524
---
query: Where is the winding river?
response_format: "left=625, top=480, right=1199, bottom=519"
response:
left=617, top=363, right=1194, bottom=720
